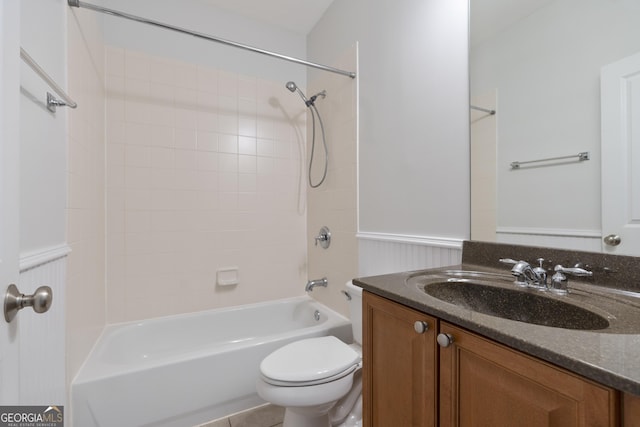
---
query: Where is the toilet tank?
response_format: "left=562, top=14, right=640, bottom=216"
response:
left=345, top=281, right=363, bottom=345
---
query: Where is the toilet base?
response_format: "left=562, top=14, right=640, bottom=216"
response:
left=283, top=404, right=334, bottom=427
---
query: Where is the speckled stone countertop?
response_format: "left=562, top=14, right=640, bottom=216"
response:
left=353, top=241, right=640, bottom=396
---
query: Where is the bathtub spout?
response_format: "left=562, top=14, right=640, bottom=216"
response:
left=305, top=278, right=328, bottom=292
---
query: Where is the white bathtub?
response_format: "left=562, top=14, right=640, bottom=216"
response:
left=72, top=296, right=352, bottom=427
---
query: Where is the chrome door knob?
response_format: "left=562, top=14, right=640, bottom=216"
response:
left=4, top=284, right=53, bottom=323
left=437, top=333, right=454, bottom=347
left=414, top=321, right=429, bottom=334
left=603, top=234, right=621, bottom=246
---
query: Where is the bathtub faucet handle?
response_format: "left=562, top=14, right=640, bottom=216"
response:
left=305, top=278, right=328, bottom=292
left=314, top=226, right=331, bottom=249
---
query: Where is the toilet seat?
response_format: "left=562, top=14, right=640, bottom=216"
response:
left=262, top=363, right=359, bottom=387
left=260, top=336, right=361, bottom=386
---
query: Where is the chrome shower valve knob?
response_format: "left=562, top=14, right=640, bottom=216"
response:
left=314, top=226, right=331, bottom=249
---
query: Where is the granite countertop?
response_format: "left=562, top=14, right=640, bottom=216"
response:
left=353, top=241, right=640, bottom=396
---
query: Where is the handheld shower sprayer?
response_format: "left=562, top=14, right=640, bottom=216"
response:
left=285, top=81, right=329, bottom=188
left=285, top=81, right=325, bottom=107
left=286, top=81, right=308, bottom=105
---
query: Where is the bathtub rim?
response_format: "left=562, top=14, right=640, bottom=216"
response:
left=72, top=295, right=352, bottom=385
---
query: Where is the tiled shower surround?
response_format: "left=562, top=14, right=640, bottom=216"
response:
left=105, top=47, right=309, bottom=322
left=305, top=46, right=359, bottom=316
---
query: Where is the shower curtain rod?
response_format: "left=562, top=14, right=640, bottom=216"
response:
left=67, top=0, right=357, bottom=79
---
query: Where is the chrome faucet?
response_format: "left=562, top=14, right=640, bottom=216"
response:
left=500, top=258, right=593, bottom=295
left=305, top=277, right=328, bottom=292
left=499, top=258, right=547, bottom=288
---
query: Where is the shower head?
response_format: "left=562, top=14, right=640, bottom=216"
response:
left=285, top=80, right=310, bottom=105
left=286, top=81, right=297, bottom=93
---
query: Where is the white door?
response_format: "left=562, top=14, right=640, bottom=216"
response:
left=601, top=51, right=640, bottom=255
left=0, top=0, right=21, bottom=404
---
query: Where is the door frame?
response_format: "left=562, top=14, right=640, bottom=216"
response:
left=0, top=0, right=22, bottom=405
left=601, top=51, right=640, bottom=255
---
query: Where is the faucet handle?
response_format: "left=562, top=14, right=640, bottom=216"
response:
left=554, top=265, right=593, bottom=277
left=549, top=264, right=592, bottom=295
left=499, top=258, right=518, bottom=265
left=314, top=226, right=331, bottom=249
left=533, top=258, right=547, bottom=286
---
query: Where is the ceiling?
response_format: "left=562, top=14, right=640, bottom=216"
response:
left=195, top=0, right=558, bottom=46
left=195, top=0, right=556, bottom=41
left=196, top=0, right=336, bottom=34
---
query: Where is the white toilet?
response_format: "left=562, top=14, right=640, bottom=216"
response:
left=256, top=281, right=363, bottom=427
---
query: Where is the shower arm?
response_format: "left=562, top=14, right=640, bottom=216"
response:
left=67, top=0, right=356, bottom=79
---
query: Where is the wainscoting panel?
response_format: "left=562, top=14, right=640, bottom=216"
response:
left=18, top=245, right=69, bottom=405
left=357, top=233, right=463, bottom=277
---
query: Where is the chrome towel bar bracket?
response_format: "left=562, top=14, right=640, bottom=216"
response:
left=20, top=48, right=77, bottom=112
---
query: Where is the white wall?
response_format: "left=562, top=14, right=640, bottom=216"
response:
left=471, top=0, right=640, bottom=246
left=101, top=0, right=307, bottom=85
left=19, top=0, right=67, bottom=254
left=309, top=0, right=470, bottom=275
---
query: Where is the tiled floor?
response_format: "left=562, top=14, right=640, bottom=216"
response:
left=198, top=404, right=285, bottom=427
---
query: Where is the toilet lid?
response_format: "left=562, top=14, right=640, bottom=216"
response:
left=260, top=336, right=361, bottom=383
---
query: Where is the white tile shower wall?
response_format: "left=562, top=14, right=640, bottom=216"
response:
left=306, top=46, right=358, bottom=317
left=105, top=47, right=308, bottom=322
left=66, top=5, right=107, bottom=395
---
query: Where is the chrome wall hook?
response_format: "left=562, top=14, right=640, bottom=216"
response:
left=4, top=284, right=53, bottom=323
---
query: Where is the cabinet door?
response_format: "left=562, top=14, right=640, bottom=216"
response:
left=439, top=322, right=619, bottom=427
left=363, top=291, right=437, bottom=427
left=623, top=393, right=640, bottom=427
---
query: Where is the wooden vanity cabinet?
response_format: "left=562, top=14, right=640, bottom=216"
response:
left=439, top=322, right=619, bottom=427
left=624, top=393, right=640, bottom=426
left=363, top=291, right=438, bottom=427
left=363, top=291, right=621, bottom=427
